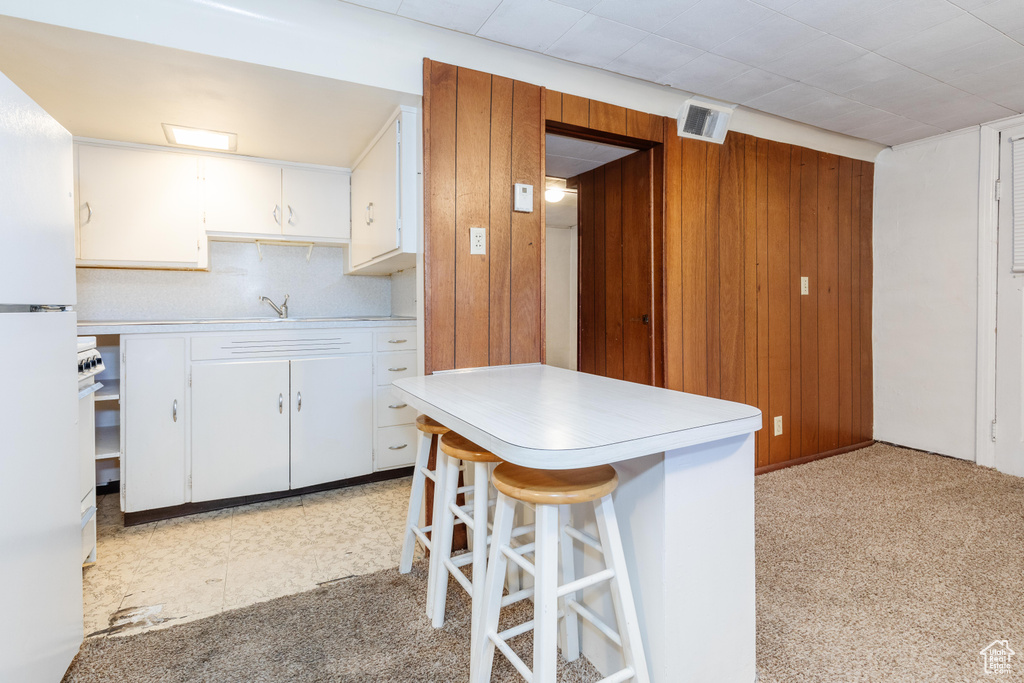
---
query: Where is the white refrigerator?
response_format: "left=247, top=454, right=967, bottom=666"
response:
left=0, top=71, right=83, bottom=680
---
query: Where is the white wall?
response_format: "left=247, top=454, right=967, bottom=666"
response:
left=0, top=0, right=884, bottom=162
left=545, top=225, right=578, bottom=370
left=391, top=267, right=417, bottom=318
left=873, top=128, right=981, bottom=460
left=75, top=240, right=391, bottom=321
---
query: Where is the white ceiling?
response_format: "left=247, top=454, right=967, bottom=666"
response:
left=546, top=133, right=636, bottom=177
left=0, top=17, right=419, bottom=167
left=345, top=0, right=1024, bottom=146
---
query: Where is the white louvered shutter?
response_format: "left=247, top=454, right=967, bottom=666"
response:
left=1013, top=136, right=1024, bottom=272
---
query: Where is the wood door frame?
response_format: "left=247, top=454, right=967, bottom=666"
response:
left=545, top=106, right=667, bottom=387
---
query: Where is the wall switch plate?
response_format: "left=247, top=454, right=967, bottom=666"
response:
left=470, top=227, right=486, bottom=255
left=774, top=416, right=783, bottom=436
left=800, top=277, right=809, bottom=295
left=513, top=183, right=533, bottom=212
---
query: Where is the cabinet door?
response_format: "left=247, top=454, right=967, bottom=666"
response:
left=350, top=119, right=399, bottom=266
left=202, top=156, right=282, bottom=235
left=282, top=167, right=350, bottom=240
left=78, top=145, right=202, bottom=264
left=124, top=336, right=187, bottom=513
left=290, top=356, right=373, bottom=488
left=191, top=360, right=290, bottom=502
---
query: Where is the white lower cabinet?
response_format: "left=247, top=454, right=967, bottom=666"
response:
left=291, top=356, right=373, bottom=488
left=123, top=336, right=187, bottom=513
left=191, top=360, right=291, bottom=502
left=120, top=325, right=418, bottom=513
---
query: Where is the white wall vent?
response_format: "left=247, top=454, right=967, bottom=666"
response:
left=1013, top=135, right=1024, bottom=272
left=677, top=97, right=735, bottom=144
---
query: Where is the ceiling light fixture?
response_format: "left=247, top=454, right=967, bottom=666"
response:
left=162, top=123, right=237, bottom=151
left=545, top=188, right=565, bottom=203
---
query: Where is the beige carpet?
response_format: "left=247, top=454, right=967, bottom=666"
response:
left=63, top=561, right=600, bottom=682
left=756, top=443, right=1024, bottom=682
left=65, top=443, right=1024, bottom=682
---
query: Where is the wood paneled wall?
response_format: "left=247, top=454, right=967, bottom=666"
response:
left=425, top=70, right=875, bottom=471
left=423, top=60, right=544, bottom=374
left=663, top=124, right=875, bottom=468
left=574, top=150, right=654, bottom=385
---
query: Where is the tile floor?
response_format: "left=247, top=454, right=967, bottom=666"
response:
left=83, top=476, right=419, bottom=638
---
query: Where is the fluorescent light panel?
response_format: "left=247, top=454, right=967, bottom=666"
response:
left=162, top=123, right=237, bottom=151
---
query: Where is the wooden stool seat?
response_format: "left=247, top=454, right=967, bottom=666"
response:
left=416, top=414, right=450, bottom=435
left=491, top=463, right=618, bottom=505
left=440, top=432, right=502, bottom=463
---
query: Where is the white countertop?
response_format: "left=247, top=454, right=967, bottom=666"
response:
left=392, top=363, right=762, bottom=469
left=77, top=316, right=416, bottom=335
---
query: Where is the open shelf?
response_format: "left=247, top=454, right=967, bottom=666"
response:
left=95, top=379, right=120, bottom=402
left=95, top=425, right=120, bottom=460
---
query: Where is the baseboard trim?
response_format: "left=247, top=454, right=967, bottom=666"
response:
left=755, top=440, right=875, bottom=476
left=124, top=467, right=414, bottom=526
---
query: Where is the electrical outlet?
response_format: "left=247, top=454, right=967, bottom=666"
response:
left=774, top=416, right=783, bottom=436
left=470, top=227, right=486, bottom=255
left=801, top=277, right=809, bottom=296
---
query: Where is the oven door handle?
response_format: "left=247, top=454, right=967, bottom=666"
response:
left=78, top=382, right=103, bottom=400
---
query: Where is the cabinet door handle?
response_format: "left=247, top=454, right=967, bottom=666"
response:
left=388, top=403, right=408, bottom=409
left=388, top=444, right=408, bottom=450
left=273, top=205, right=281, bottom=225
left=287, top=205, right=295, bottom=226
left=366, top=202, right=374, bottom=225
left=172, top=399, right=178, bottom=423
left=388, top=339, right=407, bottom=344
left=279, top=393, right=284, bottom=414
left=388, top=366, right=408, bottom=372
left=84, top=202, right=92, bottom=224
left=297, top=391, right=302, bottom=412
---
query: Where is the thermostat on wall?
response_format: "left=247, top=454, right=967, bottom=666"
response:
left=514, top=183, right=533, bottom=213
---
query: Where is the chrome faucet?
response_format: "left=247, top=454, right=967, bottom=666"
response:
left=259, top=294, right=289, bottom=318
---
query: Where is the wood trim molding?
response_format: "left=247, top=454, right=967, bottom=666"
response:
left=755, top=440, right=875, bottom=476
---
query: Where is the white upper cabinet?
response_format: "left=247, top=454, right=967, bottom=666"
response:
left=203, top=157, right=350, bottom=242
left=202, top=156, right=282, bottom=235
left=282, top=166, right=350, bottom=241
left=349, top=106, right=418, bottom=275
left=77, top=144, right=204, bottom=267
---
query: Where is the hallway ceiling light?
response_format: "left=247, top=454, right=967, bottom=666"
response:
left=162, top=123, right=237, bottom=151
left=545, top=187, right=565, bottom=203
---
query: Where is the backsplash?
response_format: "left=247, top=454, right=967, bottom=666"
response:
left=75, top=241, right=393, bottom=321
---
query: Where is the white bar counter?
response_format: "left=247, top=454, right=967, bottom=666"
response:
left=393, top=364, right=762, bottom=683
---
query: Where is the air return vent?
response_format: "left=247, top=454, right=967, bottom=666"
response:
left=677, top=97, right=735, bottom=144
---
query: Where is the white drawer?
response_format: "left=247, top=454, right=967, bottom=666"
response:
left=192, top=329, right=372, bottom=361
left=376, top=351, right=416, bottom=386
left=376, top=386, right=418, bottom=427
left=376, top=424, right=418, bottom=470
left=376, top=328, right=416, bottom=352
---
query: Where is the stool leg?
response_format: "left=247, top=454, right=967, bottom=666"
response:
left=400, top=430, right=433, bottom=575
left=594, top=494, right=650, bottom=683
left=425, top=435, right=446, bottom=619
left=431, top=454, right=461, bottom=628
left=558, top=503, right=580, bottom=662
left=533, top=503, right=560, bottom=683
left=472, top=492, right=516, bottom=683
left=470, top=461, right=489, bottom=660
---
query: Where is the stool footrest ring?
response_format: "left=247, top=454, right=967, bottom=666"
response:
left=567, top=598, right=622, bottom=647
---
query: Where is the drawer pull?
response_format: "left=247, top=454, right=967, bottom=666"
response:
left=279, top=393, right=284, bottom=414
left=388, top=403, right=408, bottom=409
left=388, top=366, right=408, bottom=372
left=388, top=339, right=408, bottom=344
left=389, top=444, right=408, bottom=450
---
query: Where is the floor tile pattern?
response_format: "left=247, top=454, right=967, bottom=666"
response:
left=83, top=477, right=418, bottom=638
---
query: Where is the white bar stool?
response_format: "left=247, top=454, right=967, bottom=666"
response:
left=474, top=463, right=649, bottom=683
left=399, top=414, right=451, bottom=619
left=432, top=433, right=532, bottom=658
